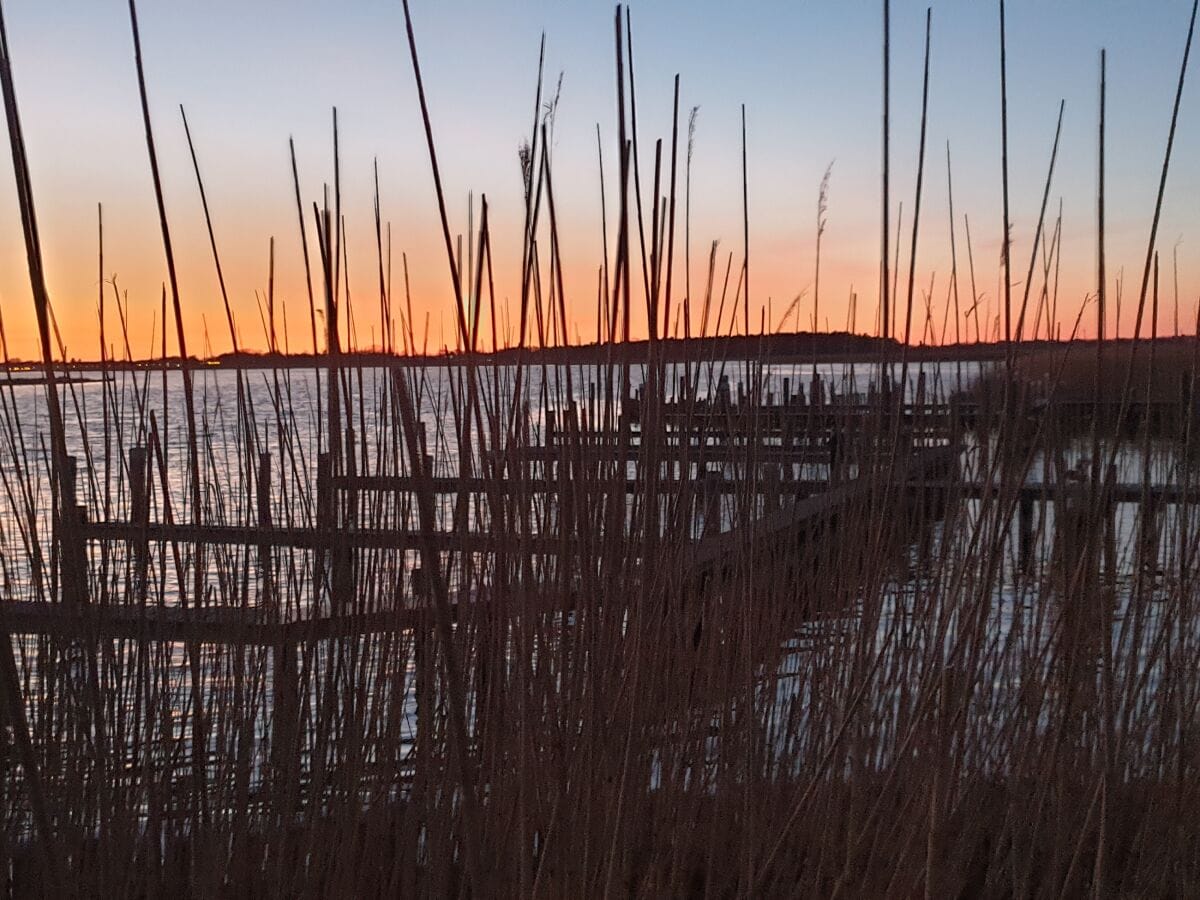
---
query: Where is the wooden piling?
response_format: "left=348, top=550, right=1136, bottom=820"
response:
left=60, top=456, right=89, bottom=608
left=1018, top=491, right=1035, bottom=573
left=271, top=637, right=299, bottom=801
left=334, top=429, right=355, bottom=611
left=1139, top=493, right=1161, bottom=571
left=1104, top=463, right=1118, bottom=584
left=257, top=451, right=275, bottom=609
left=412, top=565, right=434, bottom=791
left=316, top=451, right=332, bottom=610
left=763, top=464, right=781, bottom=513
left=702, top=467, right=722, bottom=537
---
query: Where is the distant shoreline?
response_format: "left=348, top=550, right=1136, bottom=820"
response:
left=1, top=334, right=1191, bottom=372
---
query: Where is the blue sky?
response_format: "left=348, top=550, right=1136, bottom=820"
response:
left=0, top=0, right=1197, bottom=356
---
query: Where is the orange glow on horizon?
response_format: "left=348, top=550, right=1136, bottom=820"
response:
left=2, top=220, right=1157, bottom=364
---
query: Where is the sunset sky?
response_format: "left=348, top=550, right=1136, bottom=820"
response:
left=0, top=1, right=1199, bottom=360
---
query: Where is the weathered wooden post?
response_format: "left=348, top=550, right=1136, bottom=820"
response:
left=129, top=447, right=148, bottom=523
left=1018, top=491, right=1035, bottom=574
left=715, top=374, right=731, bottom=407
left=545, top=410, right=558, bottom=480
left=316, top=452, right=332, bottom=524
left=781, top=404, right=797, bottom=489
left=412, top=566, right=435, bottom=791
left=418, top=420, right=433, bottom=476
left=271, top=635, right=299, bottom=804
left=257, top=452, right=274, bottom=609
left=334, top=428, right=355, bottom=612
left=128, top=446, right=150, bottom=603
left=702, top=467, right=723, bottom=537
left=828, top=423, right=843, bottom=489
left=61, top=453, right=76, bottom=510
left=763, top=464, right=782, bottom=514
left=1053, top=486, right=1081, bottom=590
left=1104, top=464, right=1119, bottom=585
left=557, top=408, right=576, bottom=543
left=60, top=456, right=88, bottom=608
left=1139, top=493, right=1161, bottom=572
left=315, top=452, right=332, bottom=612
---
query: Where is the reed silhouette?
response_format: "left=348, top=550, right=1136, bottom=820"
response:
left=0, top=1, right=1198, bottom=896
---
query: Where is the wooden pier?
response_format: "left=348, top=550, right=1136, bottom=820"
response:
left=4, top=446, right=961, bottom=645
left=0, top=375, right=968, bottom=878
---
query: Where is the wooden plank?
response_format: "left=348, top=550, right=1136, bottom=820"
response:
left=5, top=449, right=960, bottom=644
left=0, top=602, right=443, bottom=645
left=79, top=522, right=565, bottom=555
left=948, top=481, right=1200, bottom=505
left=334, top=474, right=835, bottom=496
left=519, top=445, right=847, bottom=465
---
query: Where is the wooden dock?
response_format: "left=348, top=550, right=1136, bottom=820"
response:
left=0, top=376, right=971, bottom=875
left=1, top=444, right=961, bottom=647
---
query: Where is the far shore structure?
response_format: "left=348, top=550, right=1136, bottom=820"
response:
left=2, top=1, right=1200, bottom=896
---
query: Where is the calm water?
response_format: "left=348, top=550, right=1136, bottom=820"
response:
left=4, top=357, right=1189, bottom=795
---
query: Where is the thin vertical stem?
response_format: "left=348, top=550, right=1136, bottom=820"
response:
left=999, top=0, right=1013, bottom=364
left=881, top=0, right=891, bottom=350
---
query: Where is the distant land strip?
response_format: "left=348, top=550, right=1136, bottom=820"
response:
left=1, top=332, right=1194, bottom=371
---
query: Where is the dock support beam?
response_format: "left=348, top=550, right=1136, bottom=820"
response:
left=258, top=452, right=274, bottom=609
left=271, top=638, right=299, bottom=804
left=1018, top=492, right=1035, bottom=574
